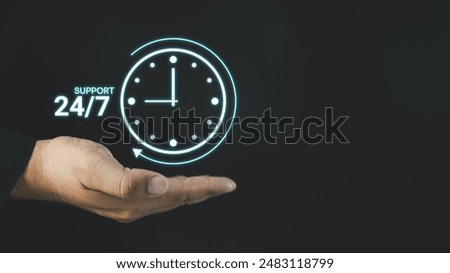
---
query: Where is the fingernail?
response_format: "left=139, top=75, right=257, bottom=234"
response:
left=223, top=178, right=237, bottom=192
left=147, top=175, right=169, bottom=196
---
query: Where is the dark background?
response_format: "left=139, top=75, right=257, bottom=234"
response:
left=1, top=0, right=450, bottom=252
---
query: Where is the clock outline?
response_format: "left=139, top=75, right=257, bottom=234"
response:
left=120, top=37, right=237, bottom=165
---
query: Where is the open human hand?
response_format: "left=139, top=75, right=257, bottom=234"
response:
left=10, top=136, right=236, bottom=222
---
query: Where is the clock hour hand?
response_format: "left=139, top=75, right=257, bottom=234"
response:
left=144, top=99, right=178, bottom=103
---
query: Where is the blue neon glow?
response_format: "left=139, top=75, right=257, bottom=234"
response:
left=121, top=47, right=227, bottom=155
left=124, top=37, right=238, bottom=165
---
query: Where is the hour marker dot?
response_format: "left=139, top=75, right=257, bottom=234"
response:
left=207, top=120, right=213, bottom=125
left=150, top=62, right=156, bottom=68
left=150, top=135, right=156, bottom=140
left=169, top=139, right=177, bottom=147
left=211, top=97, right=219, bottom=105
left=191, top=62, right=197, bottom=68
left=192, top=134, right=197, bottom=140
left=170, top=56, right=177, bottom=64
left=207, top=77, right=213, bottom=83
left=134, top=120, right=140, bottom=125
left=134, top=77, right=140, bottom=83
left=128, top=97, right=136, bottom=105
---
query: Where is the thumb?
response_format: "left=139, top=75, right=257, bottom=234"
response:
left=83, top=154, right=169, bottom=199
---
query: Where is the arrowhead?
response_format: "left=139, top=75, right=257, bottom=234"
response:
left=132, top=148, right=143, bottom=158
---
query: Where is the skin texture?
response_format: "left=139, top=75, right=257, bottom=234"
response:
left=10, top=136, right=236, bottom=223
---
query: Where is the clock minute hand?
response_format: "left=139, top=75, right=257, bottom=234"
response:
left=171, top=67, right=176, bottom=107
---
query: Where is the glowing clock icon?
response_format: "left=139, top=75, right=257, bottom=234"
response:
left=120, top=37, right=237, bottom=165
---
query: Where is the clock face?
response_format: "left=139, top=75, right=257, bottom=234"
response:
left=120, top=38, right=237, bottom=165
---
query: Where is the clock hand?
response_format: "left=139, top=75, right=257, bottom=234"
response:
left=144, top=99, right=178, bottom=103
left=171, top=67, right=176, bottom=107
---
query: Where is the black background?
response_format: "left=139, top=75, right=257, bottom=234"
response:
left=1, top=0, right=450, bottom=252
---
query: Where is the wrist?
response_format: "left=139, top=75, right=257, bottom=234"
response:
left=10, top=139, right=52, bottom=200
